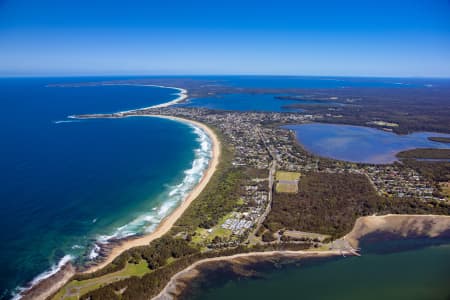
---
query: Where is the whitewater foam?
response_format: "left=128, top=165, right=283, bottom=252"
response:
left=12, top=84, right=197, bottom=299
left=12, top=255, right=74, bottom=300
left=94, top=122, right=212, bottom=245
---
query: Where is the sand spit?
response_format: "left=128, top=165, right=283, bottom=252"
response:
left=345, top=214, right=450, bottom=248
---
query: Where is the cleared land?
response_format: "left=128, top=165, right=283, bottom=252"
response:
left=276, top=171, right=301, bottom=181
left=265, top=172, right=450, bottom=238
left=275, top=171, right=301, bottom=193
left=276, top=182, right=298, bottom=193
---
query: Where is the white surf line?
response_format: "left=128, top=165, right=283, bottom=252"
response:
left=67, top=85, right=188, bottom=119
left=121, top=85, right=188, bottom=112
left=17, top=84, right=188, bottom=300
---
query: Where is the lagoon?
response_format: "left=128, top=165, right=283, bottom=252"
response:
left=285, top=123, right=450, bottom=164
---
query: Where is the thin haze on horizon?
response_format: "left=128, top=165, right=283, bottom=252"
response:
left=0, top=0, right=449, bottom=77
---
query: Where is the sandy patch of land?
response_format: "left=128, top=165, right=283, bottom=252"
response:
left=344, top=214, right=450, bottom=248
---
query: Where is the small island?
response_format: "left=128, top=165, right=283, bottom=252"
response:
left=428, top=136, right=450, bottom=144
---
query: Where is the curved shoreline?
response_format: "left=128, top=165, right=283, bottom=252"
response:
left=120, top=85, right=188, bottom=111
left=17, top=86, right=211, bottom=299
left=154, top=214, right=450, bottom=300
left=153, top=249, right=349, bottom=300
left=83, top=115, right=221, bottom=274
left=20, top=115, right=220, bottom=300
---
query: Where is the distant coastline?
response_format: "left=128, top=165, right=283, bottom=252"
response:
left=121, top=85, right=188, bottom=111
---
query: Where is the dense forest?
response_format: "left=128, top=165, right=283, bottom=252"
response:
left=398, top=160, right=450, bottom=183
left=264, top=172, right=450, bottom=239
left=396, top=148, right=450, bottom=159
left=279, top=87, right=450, bottom=134
left=428, top=137, right=450, bottom=144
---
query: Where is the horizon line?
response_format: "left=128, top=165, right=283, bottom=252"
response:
left=1, top=73, right=450, bottom=80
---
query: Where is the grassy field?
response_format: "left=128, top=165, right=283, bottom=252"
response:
left=191, top=211, right=234, bottom=245
left=276, top=171, right=301, bottom=181
left=52, top=260, right=150, bottom=300
left=276, top=182, right=298, bottom=193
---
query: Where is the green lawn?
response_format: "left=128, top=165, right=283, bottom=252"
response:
left=52, top=260, right=150, bottom=300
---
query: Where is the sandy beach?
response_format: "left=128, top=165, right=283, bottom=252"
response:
left=344, top=214, right=450, bottom=248
left=121, top=86, right=188, bottom=112
left=84, top=115, right=220, bottom=274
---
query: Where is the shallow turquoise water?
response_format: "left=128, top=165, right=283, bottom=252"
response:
left=0, top=78, right=210, bottom=299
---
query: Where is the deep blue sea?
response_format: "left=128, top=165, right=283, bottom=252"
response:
left=1, top=76, right=449, bottom=299
left=0, top=78, right=212, bottom=299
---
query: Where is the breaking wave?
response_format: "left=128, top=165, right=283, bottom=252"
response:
left=12, top=255, right=74, bottom=300
left=96, top=122, right=212, bottom=244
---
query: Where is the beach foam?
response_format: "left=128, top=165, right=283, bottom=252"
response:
left=12, top=255, right=74, bottom=300
left=93, top=122, right=212, bottom=247
left=11, top=84, right=193, bottom=299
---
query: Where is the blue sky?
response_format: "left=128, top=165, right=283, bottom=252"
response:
left=0, top=0, right=449, bottom=77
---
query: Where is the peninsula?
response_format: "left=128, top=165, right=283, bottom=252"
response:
left=26, top=90, right=450, bottom=300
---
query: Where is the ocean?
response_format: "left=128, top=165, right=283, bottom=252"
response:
left=0, top=78, right=211, bottom=299
left=1, top=75, right=449, bottom=299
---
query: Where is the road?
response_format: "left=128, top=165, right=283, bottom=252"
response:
left=248, top=127, right=277, bottom=243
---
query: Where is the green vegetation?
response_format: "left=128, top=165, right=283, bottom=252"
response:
left=55, top=128, right=249, bottom=299
left=171, top=134, right=242, bottom=232
left=264, top=172, right=450, bottom=239
left=428, top=137, right=450, bottom=144
left=396, top=148, right=450, bottom=159
left=281, top=87, right=450, bottom=134
left=440, top=182, right=450, bottom=200
left=53, top=124, right=450, bottom=300
left=53, top=261, right=150, bottom=300
left=399, top=160, right=450, bottom=183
